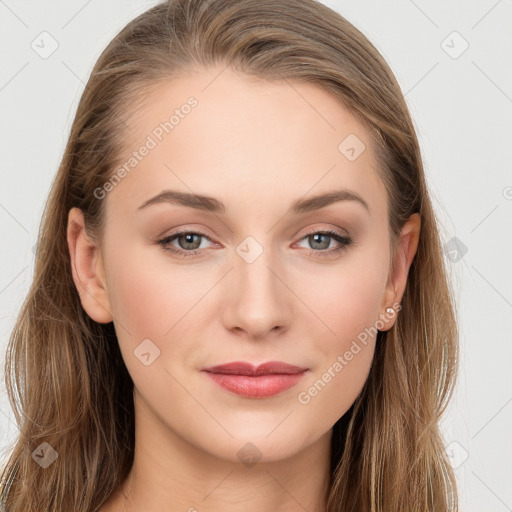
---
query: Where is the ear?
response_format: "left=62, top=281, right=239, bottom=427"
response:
left=66, top=207, right=113, bottom=323
left=378, top=212, right=421, bottom=331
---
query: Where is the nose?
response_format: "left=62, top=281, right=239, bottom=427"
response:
left=221, top=242, right=292, bottom=341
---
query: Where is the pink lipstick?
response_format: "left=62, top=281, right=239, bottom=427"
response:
left=201, top=361, right=308, bottom=398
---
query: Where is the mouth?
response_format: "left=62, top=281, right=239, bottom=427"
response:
left=201, top=361, right=309, bottom=398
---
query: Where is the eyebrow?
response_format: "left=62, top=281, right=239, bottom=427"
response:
left=137, top=188, right=370, bottom=215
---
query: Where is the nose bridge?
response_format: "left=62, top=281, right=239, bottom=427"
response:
left=222, top=234, right=290, bottom=337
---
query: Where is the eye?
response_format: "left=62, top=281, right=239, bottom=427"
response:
left=157, top=230, right=216, bottom=257
left=157, top=228, right=353, bottom=259
left=295, top=228, right=353, bottom=257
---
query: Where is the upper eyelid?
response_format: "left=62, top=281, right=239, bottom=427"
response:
left=159, top=230, right=351, bottom=262
left=159, top=227, right=349, bottom=246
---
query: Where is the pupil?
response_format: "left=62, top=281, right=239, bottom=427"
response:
left=182, top=234, right=199, bottom=249
left=311, top=234, right=329, bottom=250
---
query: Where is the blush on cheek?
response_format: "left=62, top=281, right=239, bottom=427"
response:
left=321, top=280, right=384, bottom=346
left=109, top=255, right=220, bottom=372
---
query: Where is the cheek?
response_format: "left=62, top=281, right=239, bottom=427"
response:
left=295, top=275, right=381, bottom=431
left=292, top=251, right=387, bottom=423
left=107, top=247, right=207, bottom=335
left=104, top=244, right=215, bottom=383
left=296, top=250, right=388, bottom=352
left=296, top=338, right=375, bottom=436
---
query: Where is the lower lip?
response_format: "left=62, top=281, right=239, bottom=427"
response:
left=203, top=371, right=308, bottom=398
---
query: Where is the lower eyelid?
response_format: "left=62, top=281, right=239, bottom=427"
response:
left=158, top=230, right=351, bottom=255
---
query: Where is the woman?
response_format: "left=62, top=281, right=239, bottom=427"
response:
left=0, top=0, right=459, bottom=510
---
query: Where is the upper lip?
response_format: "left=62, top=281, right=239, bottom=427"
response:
left=202, top=361, right=308, bottom=376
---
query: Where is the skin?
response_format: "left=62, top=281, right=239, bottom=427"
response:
left=67, top=65, right=420, bottom=512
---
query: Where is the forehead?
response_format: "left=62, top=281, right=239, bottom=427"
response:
left=107, top=66, right=387, bottom=219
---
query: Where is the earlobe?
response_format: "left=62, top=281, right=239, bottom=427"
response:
left=66, top=207, right=113, bottom=324
left=379, top=213, right=421, bottom=331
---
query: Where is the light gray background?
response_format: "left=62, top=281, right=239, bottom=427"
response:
left=1, top=1, right=511, bottom=510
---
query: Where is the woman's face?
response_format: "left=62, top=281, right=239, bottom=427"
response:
left=69, top=65, right=418, bottom=464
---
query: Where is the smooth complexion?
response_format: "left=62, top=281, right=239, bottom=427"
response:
left=67, top=65, right=420, bottom=512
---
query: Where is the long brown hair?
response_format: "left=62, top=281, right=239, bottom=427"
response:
left=1, top=0, right=459, bottom=510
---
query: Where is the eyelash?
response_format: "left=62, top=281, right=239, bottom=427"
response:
left=157, top=228, right=353, bottom=259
